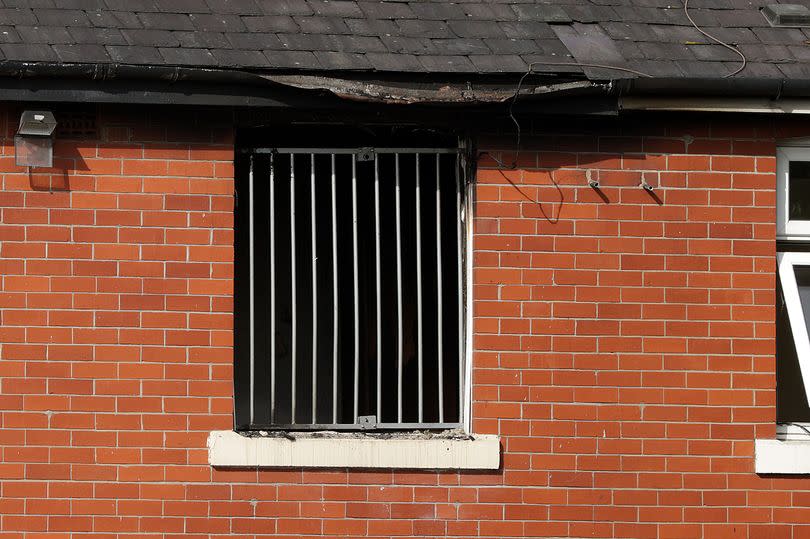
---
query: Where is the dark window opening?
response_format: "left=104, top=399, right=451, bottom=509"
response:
left=234, top=128, right=468, bottom=431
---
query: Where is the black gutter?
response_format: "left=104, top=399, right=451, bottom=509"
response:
left=612, top=77, right=810, bottom=99
left=0, top=61, right=271, bottom=85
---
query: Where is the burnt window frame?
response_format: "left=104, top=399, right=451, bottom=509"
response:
left=233, top=128, right=474, bottom=433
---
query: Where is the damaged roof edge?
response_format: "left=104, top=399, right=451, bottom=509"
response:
left=1, top=61, right=810, bottom=107
left=0, top=60, right=602, bottom=105
left=261, top=74, right=599, bottom=104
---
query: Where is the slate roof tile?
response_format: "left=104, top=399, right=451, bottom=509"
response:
left=122, top=29, right=179, bottom=48
left=278, top=33, right=340, bottom=52
left=674, top=59, right=734, bottom=77
left=98, top=11, right=142, bottom=29
left=332, top=34, right=387, bottom=53
left=241, top=16, right=299, bottom=33
left=418, top=54, right=476, bottom=72
left=103, top=0, right=158, bottom=10
left=295, top=16, right=350, bottom=34
left=380, top=35, right=436, bottom=55
left=1, top=42, right=56, bottom=61
left=176, top=31, right=230, bottom=49
left=227, top=32, right=283, bottom=50
left=3, top=0, right=55, bottom=6
left=345, top=18, right=398, bottom=36
left=600, top=22, right=657, bottom=42
left=429, top=38, right=489, bottom=56
left=53, top=43, right=110, bottom=62
left=0, top=0, right=803, bottom=83
left=155, top=0, right=211, bottom=13
left=205, top=0, right=262, bottom=15
left=789, top=45, right=810, bottom=62
left=468, top=54, right=527, bottom=73
left=263, top=49, right=320, bottom=68
left=737, top=44, right=793, bottom=62
left=357, top=1, right=415, bottom=20
left=159, top=46, right=218, bottom=65
left=753, top=27, right=806, bottom=45
left=68, top=27, right=126, bottom=45
left=461, top=4, right=517, bottom=22
left=0, top=27, right=22, bottom=44
left=307, top=0, right=363, bottom=18
left=365, top=51, right=423, bottom=71
left=189, top=14, right=246, bottom=33
left=36, top=9, right=91, bottom=27
left=700, top=27, right=758, bottom=44
left=511, top=4, right=570, bottom=23
left=498, top=21, right=556, bottom=40
left=779, top=62, right=810, bottom=79
left=0, top=8, right=40, bottom=26
left=57, top=0, right=106, bottom=9
left=255, top=0, right=312, bottom=16
left=409, top=2, right=468, bottom=21
left=562, top=5, right=618, bottom=24
left=17, top=25, right=73, bottom=44
left=637, top=42, right=695, bottom=61
left=137, top=13, right=194, bottom=31
left=735, top=61, right=783, bottom=78
left=396, top=19, right=452, bottom=39
left=448, top=20, right=508, bottom=39
left=106, top=44, right=163, bottom=63
left=313, top=50, right=371, bottom=69
left=484, top=38, right=543, bottom=55
left=212, top=48, right=268, bottom=66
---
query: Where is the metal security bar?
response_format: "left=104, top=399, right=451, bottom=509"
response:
left=241, top=146, right=467, bottom=431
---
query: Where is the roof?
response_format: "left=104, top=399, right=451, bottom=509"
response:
left=0, top=0, right=804, bottom=83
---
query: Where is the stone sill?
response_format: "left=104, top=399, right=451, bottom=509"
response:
left=756, top=439, right=810, bottom=474
left=208, top=430, right=500, bottom=470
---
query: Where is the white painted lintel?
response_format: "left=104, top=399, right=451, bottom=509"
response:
left=208, top=430, right=501, bottom=470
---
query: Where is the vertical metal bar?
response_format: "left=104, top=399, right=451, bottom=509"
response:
left=456, top=154, right=464, bottom=424
left=435, top=154, right=444, bottom=423
left=311, top=154, right=318, bottom=424
left=395, top=154, right=404, bottom=423
left=331, top=154, right=338, bottom=424
left=248, top=154, right=255, bottom=425
left=374, top=156, right=382, bottom=420
left=415, top=153, right=424, bottom=423
left=269, top=153, right=276, bottom=423
left=290, top=154, right=297, bottom=424
left=352, top=155, right=360, bottom=423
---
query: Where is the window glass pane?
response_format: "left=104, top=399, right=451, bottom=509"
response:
left=778, top=264, right=810, bottom=423
left=796, top=266, right=810, bottom=330
left=789, top=161, right=810, bottom=220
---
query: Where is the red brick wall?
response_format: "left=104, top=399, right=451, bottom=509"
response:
left=0, top=108, right=806, bottom=538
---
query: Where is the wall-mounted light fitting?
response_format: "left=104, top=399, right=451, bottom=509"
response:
left=15, top=110, right=57, bottom=168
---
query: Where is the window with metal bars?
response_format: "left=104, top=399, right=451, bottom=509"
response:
left=234, top=137, right=469, bottom=431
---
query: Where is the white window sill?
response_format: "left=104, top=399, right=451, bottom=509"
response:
left=208, top=430, right=500, bottom=470
left=756, top=439, right=810, bottom=474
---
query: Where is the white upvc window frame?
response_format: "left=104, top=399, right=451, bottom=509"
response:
left=777, top=147, right=810, bottom=239
left=757, top=149, right=810, bottom=473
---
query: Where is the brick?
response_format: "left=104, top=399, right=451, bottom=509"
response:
left=0, top=105, right=798, bottom=534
